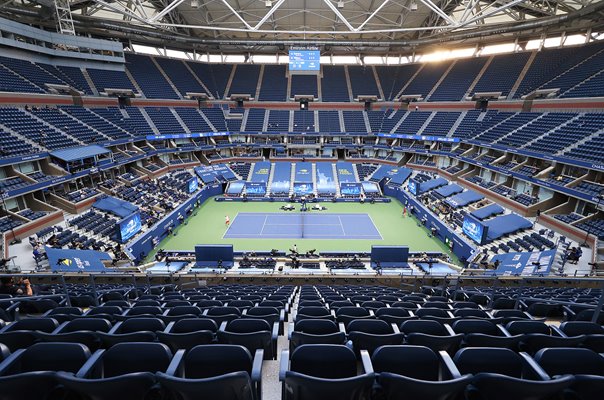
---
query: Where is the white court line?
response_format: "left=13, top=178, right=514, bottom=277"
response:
left=366, top=213, right=384, bottom=240
left=259, top=215, right=268, bottom=235
left=337, top=215, right=346, bottom=236
left=221, top=213, right=241, bottom=239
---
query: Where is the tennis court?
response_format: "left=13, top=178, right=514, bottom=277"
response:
left=224, top=212, right=382, bottom=240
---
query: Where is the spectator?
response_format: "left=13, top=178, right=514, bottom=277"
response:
left=0, top=277, right=32, bottom=296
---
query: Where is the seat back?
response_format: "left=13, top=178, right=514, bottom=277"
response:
left=118, top=317, right=165, bottom=333
left=184, top=344, right=252, bottom=378
left=62, top=318, right=112, bottom=333
left=5, top=318, right=58, bottom=333
left=284, top=372, right=374, bottom=400
left=452, top=309, right=490, bottom=319
left=347, top=319, right=392, bottom=334
left=172, top=318, right=218, bottom=333
left=297, top=307, right=330, bottom=317
left=87, top=306, right=123, bottom=316
left=452, top=320, right=500, bottom=336
left=294, top=319, right=339, bottom=335
left=290, top=344, right=357, bottom=379
left=400, top=320, right=448, bottom=336
left=206, top=307, right=241, bottom=317
left=166, top=306, right=202, bottom=316
left=246, top=307, right=279, bottom=316
left=102, top=342, right=173, bottom=377
left=534, top=347, right=604, bottom=376
left=133, top=300, right=161, bottom=307
left=226, top=319, right=271, bottom=333
left=127, top=306, right=163, bottom=316
left=505, top=321, right=550, bottom=335
left=453, top=347, right=523, bottom=377
left=372, top=345, right=440, bottom=380
left=19, top=342, right=90, bottom=373
left=560, top=321, right=604, bottom=336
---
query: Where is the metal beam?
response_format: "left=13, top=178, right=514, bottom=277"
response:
left=356, top=0, right=391, bottom=31
left=252, top=0, right=286, bottom=30
left=219, top=0, right=253, bottom=30
left=322, top=0, right=356, bottom=31
left=148, top=0, right=186, bottom=23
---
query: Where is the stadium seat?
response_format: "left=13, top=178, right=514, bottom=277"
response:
left=533, top=347, right=604, bottom=400
left=218, top=318, right=278, bottom=359
left=399, top=319, right=463, bottom=355
left=156, top=344, right=263, bottom=400
left=55, top=342, right=174, bottom=400
left=345, top=319, right=404, bottom=356
left=156, top=318, right=217, bottom=351
left=368, top=345, right=472, bottom=400
left=448, top=347, right=574, bottom=400
left=279, top=344, right=374, bottom=400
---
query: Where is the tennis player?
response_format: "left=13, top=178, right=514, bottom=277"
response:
left=225, top=215, right=230, bottom=226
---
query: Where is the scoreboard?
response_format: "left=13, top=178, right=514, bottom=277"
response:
left=289, top=48, right=320, bottom=74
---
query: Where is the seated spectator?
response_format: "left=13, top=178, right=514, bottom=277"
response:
left=0, top=277, right=32, bottom=296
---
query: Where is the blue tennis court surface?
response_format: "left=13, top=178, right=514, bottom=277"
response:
left=224, top=213, right=382, bottom=240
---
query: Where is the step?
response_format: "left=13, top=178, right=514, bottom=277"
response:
left=426, top=60, right=457, bottom=100
left=390, top=111, right=410, bottom=133
left=124, top=68, right=145, bottom=98
left=464, top=56, right=493, bottom=99
left=344, top=66, right=354, bottom=101
left=372, top=65, right=385, bottom=100
left=169, top=108, right=191, bottom=133
left=150, top=58, right=182, bottom=99
left=182, top=60, right=214, bottom=98
left=338, top=111, right=345, bottom=133
left=138, top=108, right=160, bottom=134
left=394, top=64, right=425, bottom=99
left=255, top=65, right=265, bottom=100
left=224, top=65, right=237, bottom=99
left=508, top=51, right=537, bottom=99
left=81, top=68, right=99, bottom=96
left=197, top=109, right=217, bottom=132
left=448, top=111, right=467, bottom=137
left=417, top=112, right=436, bottom=135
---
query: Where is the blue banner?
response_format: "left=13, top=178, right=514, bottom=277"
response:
left=294, top=182, right=313, bottom=195
left=188, top=177, right=199, bottom=193
left=491, top=249, right=557, bottom=276
left=462, top=214, right=488, bottom=245
left=377, top=133, right=460, bottom=143
left=408, top=179, right=418, bottom=196
left=340, top=182, right=362, bottom=195
left=46, top=247, right=113, bottom=272
left=119, top=212, right=142, bottom=243
left=245, top=182, right=267, bottom=195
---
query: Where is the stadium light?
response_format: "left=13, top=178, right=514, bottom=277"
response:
left=191, top=0, right=200, bottom=8
left=410, top=0, right=418, bottom=11
left=337, top=1, right=344, bottom=8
